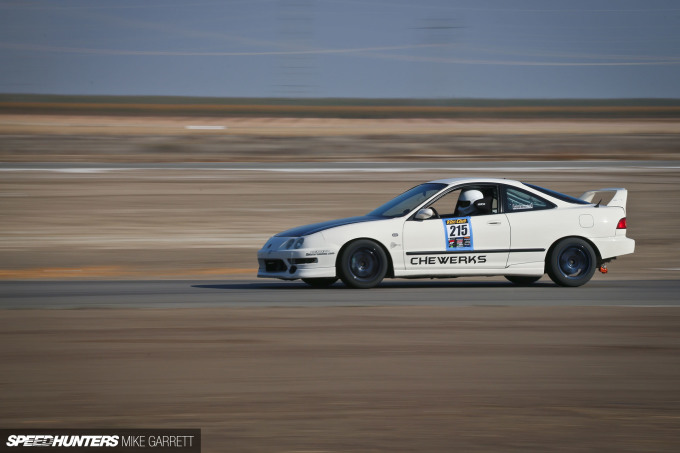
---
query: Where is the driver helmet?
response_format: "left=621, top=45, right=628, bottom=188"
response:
left=457, top=189, right=484, bottom=216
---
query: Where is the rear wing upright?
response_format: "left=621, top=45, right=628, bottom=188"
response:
left=579, top=188, right=628, bottom=213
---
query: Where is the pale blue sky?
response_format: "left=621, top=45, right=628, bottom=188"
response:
left=1, top=0, right=679, bottom=98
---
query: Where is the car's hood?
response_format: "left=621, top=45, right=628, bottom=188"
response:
left=275, top=215, right=385, bottom=237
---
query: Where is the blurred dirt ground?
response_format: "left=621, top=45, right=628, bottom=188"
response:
left=1, top=306, right=679, bottom=452
left=1, top=114, right=679, bottom=162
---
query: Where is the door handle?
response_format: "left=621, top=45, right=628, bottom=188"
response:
left=487, top=220, right=502, bottom=225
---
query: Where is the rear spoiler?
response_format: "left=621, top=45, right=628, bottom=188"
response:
left=579, top=188, right=628, bottom=213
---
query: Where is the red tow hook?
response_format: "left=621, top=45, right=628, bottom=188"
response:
left=599, top=263, right=608, bottom=274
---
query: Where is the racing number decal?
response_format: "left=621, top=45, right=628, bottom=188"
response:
left=443, top=217, right=474, bottom=251
left=448, top=222, right=468, bottom=237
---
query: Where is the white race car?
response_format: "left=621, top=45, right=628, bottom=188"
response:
left=257, top=178, right=635, bottom=288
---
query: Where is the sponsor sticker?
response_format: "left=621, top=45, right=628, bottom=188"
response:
left=443, top=217, right=474, bottom=251
left=305, top=250, right=335, bottom=257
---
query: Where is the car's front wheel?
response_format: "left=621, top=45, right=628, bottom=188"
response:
left=302, top=278, right=338, bottom=288
left=547, top=238, right=597, bottom=287
left=338, top=239, right=388, bottom=289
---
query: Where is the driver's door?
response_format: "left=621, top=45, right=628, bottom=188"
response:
left=402, top=185, right=510, bottom=272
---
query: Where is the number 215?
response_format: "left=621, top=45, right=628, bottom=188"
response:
left=449, top=224, right=469, bottom=237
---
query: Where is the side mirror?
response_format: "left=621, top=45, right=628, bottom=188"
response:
left=415, top=208, right=435, bottom=220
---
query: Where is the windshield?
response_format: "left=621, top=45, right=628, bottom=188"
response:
left=368, top=183, right=447, bottom=218
left=524, top=183, right=591, bottom=205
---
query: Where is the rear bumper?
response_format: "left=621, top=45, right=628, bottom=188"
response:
left=591, top=236, right=635, bottom=260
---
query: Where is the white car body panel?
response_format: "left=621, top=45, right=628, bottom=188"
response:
left=257, top=177, right=635, bottom=283
left=402, top=214, right=511, bottom=271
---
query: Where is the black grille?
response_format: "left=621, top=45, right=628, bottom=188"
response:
left=265, top=259, right=287, bottom=273
left=290, top=258, right=318, bottom=265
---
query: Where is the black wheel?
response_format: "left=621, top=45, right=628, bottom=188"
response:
left=302, top=278, right=338, bottom=288
left=505, top=275, right=542, bottom=286
left=547, top=238, right=597, bottom=287
left=338, top=239, right=388, bottom=289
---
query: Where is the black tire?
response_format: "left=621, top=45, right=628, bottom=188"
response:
left=302, top=277, right=338, bottom=288
left=338, top=239, right=388, bottom=289
left=505, top=275, right=542, bottom=286
left=547, top=238, right=597, bottom=287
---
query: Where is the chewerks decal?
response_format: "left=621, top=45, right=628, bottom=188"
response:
left=410, top=255, right=487, bottom=266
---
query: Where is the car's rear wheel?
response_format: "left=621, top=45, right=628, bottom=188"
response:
left=505, top=275, right=542, bottom=286
left=302, top=278, right=338, bottom=288
left=547, top=238, right=597, bottom=287
left=338, top=239, right=388, bottom=289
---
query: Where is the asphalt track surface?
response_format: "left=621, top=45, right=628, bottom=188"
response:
left=2, top=279, right=678, bottom=309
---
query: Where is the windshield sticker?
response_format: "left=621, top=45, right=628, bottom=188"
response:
left=512, top=203, right=533, bottom=210
left=443, top=217, right=474, bottom=251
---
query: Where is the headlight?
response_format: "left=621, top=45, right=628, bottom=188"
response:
left=278, top=237, right=305, bottom=250
left=280, top=239, right=294, bottom=249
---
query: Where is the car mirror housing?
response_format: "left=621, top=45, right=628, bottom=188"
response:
left=415, top=208, right=434, bottom=220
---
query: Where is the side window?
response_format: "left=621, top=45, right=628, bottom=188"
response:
left=503, top=186, right=555, bottom=213
left=429, top=189, right=461, bottom=218
left=428, top=185, right=499, bottom=218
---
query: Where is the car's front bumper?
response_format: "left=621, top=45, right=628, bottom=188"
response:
left=257, top=249, right=337, bottom=280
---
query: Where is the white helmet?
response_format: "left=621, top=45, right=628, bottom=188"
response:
left=456, top=189, right=484, bottom=216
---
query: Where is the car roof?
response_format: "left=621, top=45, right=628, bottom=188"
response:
left=428, top=177, right=523, bottom=187
left=429, top=177, right=593, bottom=207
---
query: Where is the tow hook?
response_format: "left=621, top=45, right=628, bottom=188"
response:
left=599, top=263, right=608, bottom=274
